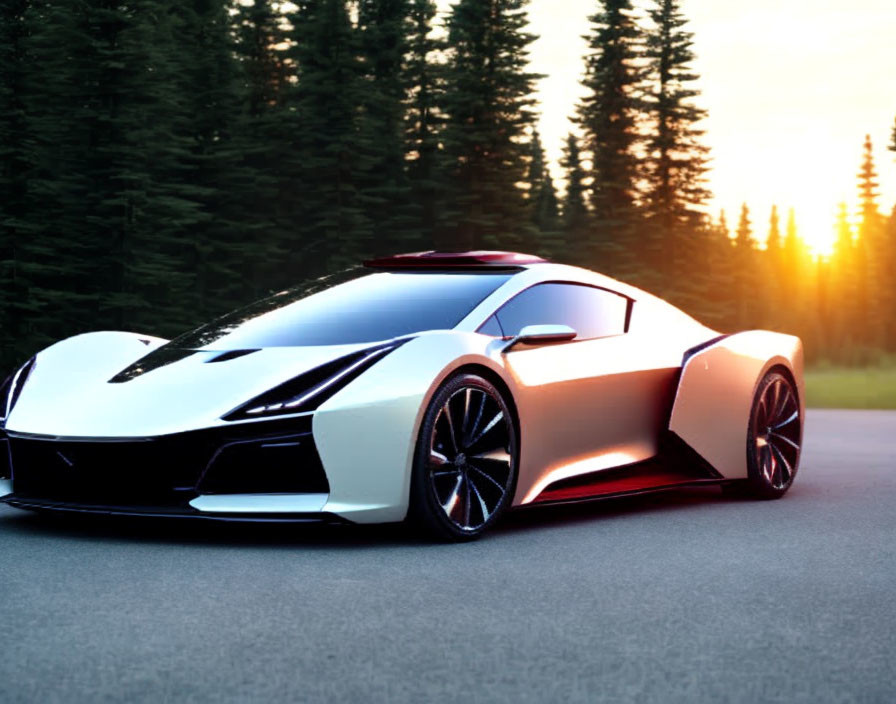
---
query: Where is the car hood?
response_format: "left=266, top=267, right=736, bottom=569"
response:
left=5, top=332, right=378, bottom=438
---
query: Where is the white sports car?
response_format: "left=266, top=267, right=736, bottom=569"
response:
left=0, top=251, right=804, bottom=540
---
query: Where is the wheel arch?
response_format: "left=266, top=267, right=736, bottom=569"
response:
left=448, top=363, right=522, bottom=451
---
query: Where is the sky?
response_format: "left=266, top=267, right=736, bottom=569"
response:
left=522, top=0, right=896, bottom=253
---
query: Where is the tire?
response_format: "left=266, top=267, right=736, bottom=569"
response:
left=744, top=370, right=802, bottom=499
left=408, top=373, right=518, bottom=541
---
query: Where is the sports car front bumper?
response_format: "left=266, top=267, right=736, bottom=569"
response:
left=0, top=416, right=344, bottom=522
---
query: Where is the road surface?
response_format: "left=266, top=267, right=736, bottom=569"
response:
left=0, top=409, right=893, bottom=702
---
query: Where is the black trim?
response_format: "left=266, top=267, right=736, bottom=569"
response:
left=5, top=415, right=329, bottom=508
left=222, top=340, right=406, bottom=421
left=206, top=349, right=260, bottom=363
left=476, top=280, right=634, bottom=340
left=1, top=357, right=36, bottom=417
left=681, top=334, right=730, bottom=366
left=660, top=430, right=724, bottom=479
left=1, top=497, right=350, bottom=524
left=109, top=348, right=197, bottom=383
left=0, top=432, right=10, bottom=480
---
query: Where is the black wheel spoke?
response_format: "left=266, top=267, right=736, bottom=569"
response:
left=469, top=464, right=507, bottom=496
left=769, top=442, right=792, bottom=483
left=467, top=412, right=504, bottom=451
left=427, top=384, right=514, bottom=532
left=468, top=477, right=491, bottom=522
left=446, top=405, right=460, bottom=453
left=772, top=410, right=799, bottom=430
left=752, top=374, right=801, bottom=491
left=769, top=431, right=799, bottom=451
left=465, top=391, right=487, bottom=446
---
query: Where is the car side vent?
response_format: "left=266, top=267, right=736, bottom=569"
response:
left=206, top=350, right=260, bottom=364
left=222, top=340, right=407, bottom=421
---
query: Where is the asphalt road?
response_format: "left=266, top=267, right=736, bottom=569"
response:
left=0, top=409, right=894, bottom=703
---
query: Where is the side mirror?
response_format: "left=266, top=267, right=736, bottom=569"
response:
left=502, top=324, right=577, bottom=353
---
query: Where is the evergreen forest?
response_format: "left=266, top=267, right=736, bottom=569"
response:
left=2, top=0, right=895, bottom=372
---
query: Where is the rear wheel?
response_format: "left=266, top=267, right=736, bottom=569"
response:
left=408, top=373, right=518, bottom=541
left=744, top=370, right=802, bottom=499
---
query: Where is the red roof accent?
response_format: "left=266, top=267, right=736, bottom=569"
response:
left=363, top=250, right=547, bottom=269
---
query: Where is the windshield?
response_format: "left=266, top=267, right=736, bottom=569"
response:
left=169, top=269, right=514, bottom=349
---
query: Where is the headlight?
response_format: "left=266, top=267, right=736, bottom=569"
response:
left=222, top=341, right=404, bottom=421
left=0, top=356, right=36, bottom=422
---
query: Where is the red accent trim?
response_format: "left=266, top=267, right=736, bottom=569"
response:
left=533, top=464, right=704, bottom=504
left=363, top=250, right=547, bottom=268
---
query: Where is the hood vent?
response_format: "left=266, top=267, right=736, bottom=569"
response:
left=206, top=350, right=260, bottom=364
left=109, top=348, right=197, bottom=383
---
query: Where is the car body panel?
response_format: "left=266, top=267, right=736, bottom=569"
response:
left=0, top=256, right=805, bottom=525
left=5, top=333, right=374, bottom=438
left=669, top=331, right=805, bottom=480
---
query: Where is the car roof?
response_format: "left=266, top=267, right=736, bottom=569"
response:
left=363, top=250, right=547, bottom=269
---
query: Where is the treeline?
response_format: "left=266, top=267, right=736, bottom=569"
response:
left=717, top=135, right=896, bottom=367
left=0, top=0, right=894, bottom=372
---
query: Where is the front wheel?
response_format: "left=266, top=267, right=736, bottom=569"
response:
left=408, top=373, right=518, bottom=541
left=744, top=370, right=802, bottom=499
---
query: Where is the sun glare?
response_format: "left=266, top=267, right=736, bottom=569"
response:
left=522, top=0, right=895, bottom=261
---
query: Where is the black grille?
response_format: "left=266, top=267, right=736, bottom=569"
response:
left=10, top=435, right=212, bottom=504
left=197, top=432, right=328, bottom=494
left=7, top=416, right=327, bottom=506
left=0, top=432, right=11, bottom=480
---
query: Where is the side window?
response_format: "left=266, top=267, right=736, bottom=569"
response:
left=494, top=283, right=629, bottom=341
left=477, top=314, right=505, bottom=338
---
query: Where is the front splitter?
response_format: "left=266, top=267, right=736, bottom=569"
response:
left=1, top=495, right=350, bottom=524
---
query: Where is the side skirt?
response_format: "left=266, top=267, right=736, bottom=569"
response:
left=520, top=477, right=737, bottom=510
left=526, top=431, right=728, bottom=506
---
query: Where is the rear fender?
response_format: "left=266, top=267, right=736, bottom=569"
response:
left=668, top=331, right=804, bottom=479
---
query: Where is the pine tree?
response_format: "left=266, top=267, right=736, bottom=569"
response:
left=232, top=0, right=299, bottom=295
left=357, top=0, right=418, bottom=256
left=575, top=0, right=642, bottom=278
left=855, top=135, right=885, bottom=354
left=760, top=205, right=784, bottom=327
left=826, top=203, right=858, bottom=360
left=440, top=0, right=541, bottom=251
left=696, top=210, right=735, bottom=331
left=233, top=0, right=293, bottom=116
left=641, top=0, right=710, bottom=290
left=857, top=134, right=882, bottom=231
left=766, top=205, right=782, bottom=253
left=560, top=133, right=589, bottom=263
left=174, top=0, right=252, bottom=320
left=0, top=0, right=31, bottom=368
left=732, top=204, right=760, bottom=329
left=290, top=0, right=371, bottom=272
left=404, top=0, right=446, bottom=249
left=526, top=131, right=561, bottom=257
left=890, top=115, right=896, bottom=156
left=18, top=1, right=202, bottom=346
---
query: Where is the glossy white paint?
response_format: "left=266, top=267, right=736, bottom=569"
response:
left=669, top=331, right=805, bottom=479
left=314, top=331, right=507, bottom=523
left=2, top=261, right=804, bottom=523
left=189, top=493, right=328, bottom=513
left=5, top=333, right=374, bottom=438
